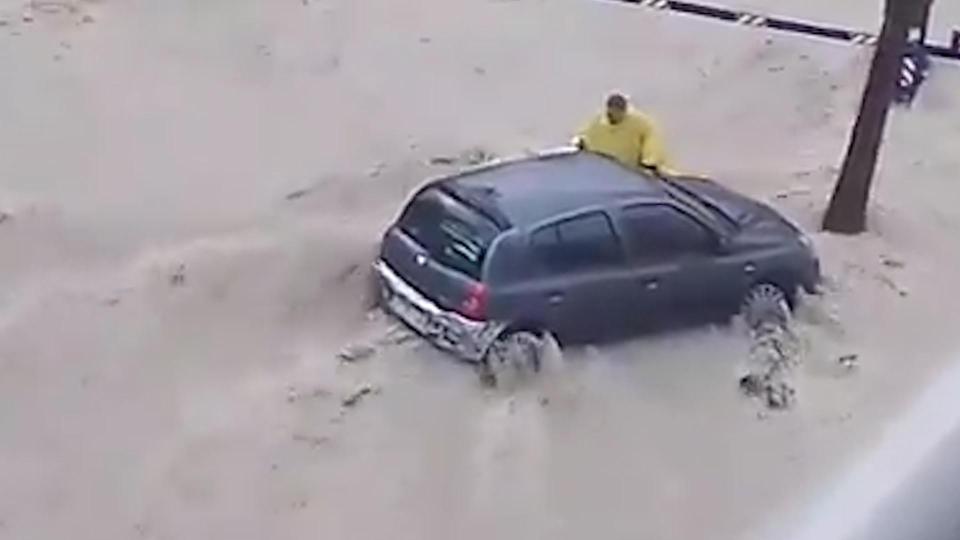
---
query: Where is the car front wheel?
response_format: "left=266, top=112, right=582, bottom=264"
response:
left=741, top=283, right=792, bottom=331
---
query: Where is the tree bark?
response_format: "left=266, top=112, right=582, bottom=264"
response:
left=821, top=0, right=920, bottom=234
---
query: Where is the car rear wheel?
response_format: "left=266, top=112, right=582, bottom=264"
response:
left=483, top=330, right=544, bottom=390
left=741, top=283, right=792, bottom=331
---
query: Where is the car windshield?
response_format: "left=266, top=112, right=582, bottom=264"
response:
left=662, top=177, right=740, bottom=232
left=398, top=187, right=500, bottom=279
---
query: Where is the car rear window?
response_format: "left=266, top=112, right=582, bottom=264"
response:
left=399, top=187, right=500, bottom=279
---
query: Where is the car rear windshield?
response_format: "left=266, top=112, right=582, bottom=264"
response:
left=399, top=187, right=501, bottom=280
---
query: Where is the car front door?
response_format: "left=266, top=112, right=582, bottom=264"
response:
left=527, top=211, right=639, bottom=342
left=616, top=203, right=739, bottom=326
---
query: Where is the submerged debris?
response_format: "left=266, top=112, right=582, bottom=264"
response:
left=337, top=343, right=376, bottom=363
left=774, top=186, right=812, bottom=200
left=285, top=188, right=312, bottom=201
left=838, top=353, right=859, bottom=371
left=334, top=263, right=360, bottom=284
left=169, top=264, right=186, bottom=286
left=366, top=162, right=387, bottom=177
left=292, top=433, right=329, bottom=449
left=876, top=274, right=909, bottom=297
left=286, top=384, right=331, bottom=403
left=881, top=255, right=905, bottom=269
left=309, top=386, right=331, bottom=399
left=429, top=146, right=497, bottom=167
left=341, top=383, right=378, bottom=407
left=376, top=324, right=417, bottom=346
left=428, top=155, right=457, bottom=166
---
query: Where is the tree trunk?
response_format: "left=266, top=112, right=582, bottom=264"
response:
left=822, top=0, right=915, bottom=234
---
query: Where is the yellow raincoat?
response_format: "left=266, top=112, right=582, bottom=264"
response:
left=578, top=110, right=675, bottom=175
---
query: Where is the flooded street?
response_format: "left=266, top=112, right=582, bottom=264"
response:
left=2, top=0, right=960, bottom=538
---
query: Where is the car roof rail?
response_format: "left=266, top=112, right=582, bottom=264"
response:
left=531, top=145, right=580, bottom=159
left=454, top=145, right=580, bottom=176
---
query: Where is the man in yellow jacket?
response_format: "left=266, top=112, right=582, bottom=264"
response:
left=574, top=93, right=674, bottom=175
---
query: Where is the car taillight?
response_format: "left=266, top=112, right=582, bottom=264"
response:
left=459, top=282, right=488, bottom=320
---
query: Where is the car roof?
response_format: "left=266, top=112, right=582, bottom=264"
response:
left=437, top=150, right=670, bottom=228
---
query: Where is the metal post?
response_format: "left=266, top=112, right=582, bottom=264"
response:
left=916, top=0, right=931, bottom=44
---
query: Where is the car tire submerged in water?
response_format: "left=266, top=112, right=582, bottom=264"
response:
left=483, top=330, right=546, bottom=390
left=741, top=282, right=792, bottom=331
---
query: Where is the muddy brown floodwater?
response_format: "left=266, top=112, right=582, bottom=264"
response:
left=1, top=0, right=960, bottom=538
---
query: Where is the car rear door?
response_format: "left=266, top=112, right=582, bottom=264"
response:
left=616, top=203, right=743, bottom=325
left=525, top=211, right=640, bottom=341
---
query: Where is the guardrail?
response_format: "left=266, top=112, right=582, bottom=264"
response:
left=607, top=0, right=960, bottom=61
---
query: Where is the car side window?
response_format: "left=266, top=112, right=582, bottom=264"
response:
left=531, top=212, right=624, bottom=272
left=620, top=204, right=714, bottom=261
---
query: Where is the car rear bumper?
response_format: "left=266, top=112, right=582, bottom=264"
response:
left=373, top=260, right=503, bottom=362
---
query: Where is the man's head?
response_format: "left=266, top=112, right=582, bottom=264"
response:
left=605, top=93, right=629, bottom=124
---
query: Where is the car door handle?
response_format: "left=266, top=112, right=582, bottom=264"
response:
left=744, top=263, right=757, bottom=274
left=644, top=279, right=660, bottom=291
left=548, top=292, right=565, bottom=305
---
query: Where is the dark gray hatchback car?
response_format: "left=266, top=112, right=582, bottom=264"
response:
left=374, top=149, right=820, bottom=367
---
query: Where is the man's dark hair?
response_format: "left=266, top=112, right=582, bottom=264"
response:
left=606, top=93, right=628, bottom=109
